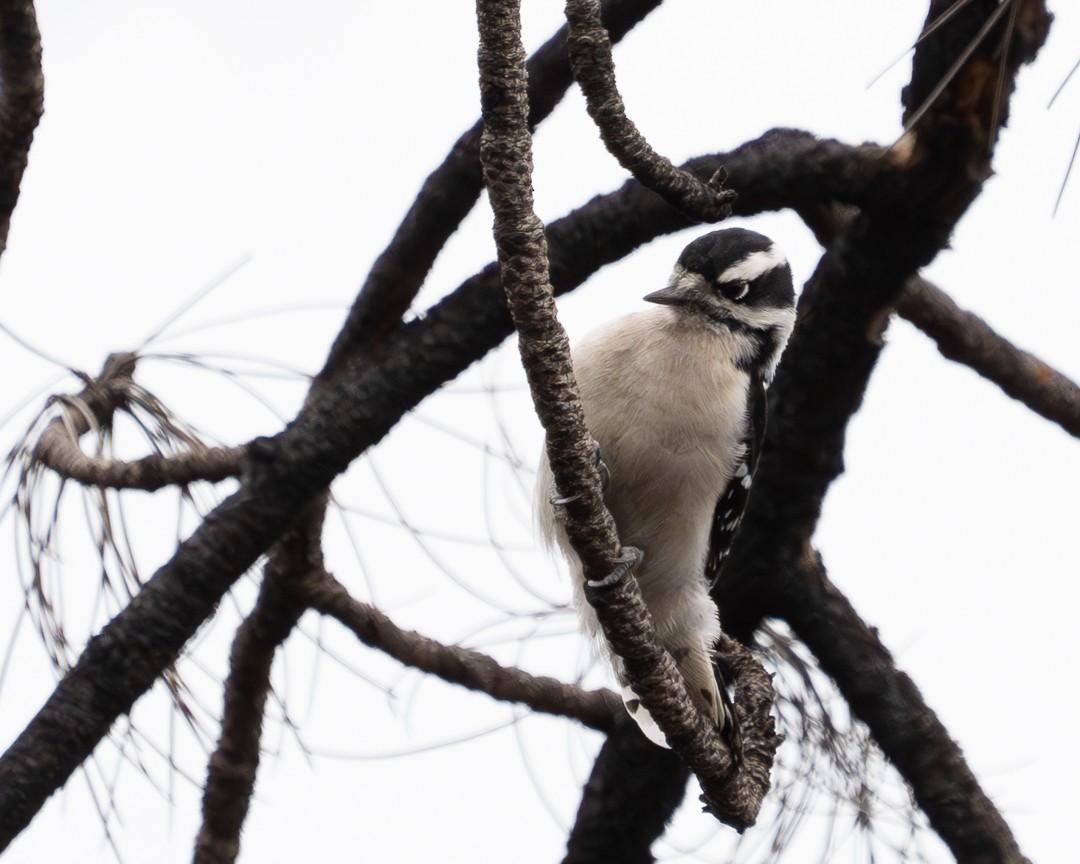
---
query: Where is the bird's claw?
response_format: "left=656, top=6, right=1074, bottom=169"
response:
left=587, top=546, right=643, bottom=588
left=592, top=439, right=610, bottom=490
left=549, top=439, right=609, bottom=506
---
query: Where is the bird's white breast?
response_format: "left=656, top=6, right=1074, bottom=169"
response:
left=549, top=305, right=749, bottom=627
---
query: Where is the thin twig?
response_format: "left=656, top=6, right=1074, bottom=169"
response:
left=35, top=426, right=243, bottom=490
left=11, top=353, right=244, bottom=489
left=307, top=571, right=619, bottom=732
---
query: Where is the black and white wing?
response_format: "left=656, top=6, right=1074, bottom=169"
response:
left=703, top=373, right=766, bottom=757
left=705, top=372, right=767, bottom=589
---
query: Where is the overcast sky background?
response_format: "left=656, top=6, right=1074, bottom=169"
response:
left=0, top=1, right=1078, bottom=862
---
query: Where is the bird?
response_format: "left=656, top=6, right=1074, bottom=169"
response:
left=536, top=227, right=796, bottom=747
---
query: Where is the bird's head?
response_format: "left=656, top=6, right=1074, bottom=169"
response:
left=645, top=228, right=796, bottom=381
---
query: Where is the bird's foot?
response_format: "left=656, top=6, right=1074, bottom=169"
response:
left=549, top=439, right=609, bottom=505
left=586, top=545, right=642, bottom=588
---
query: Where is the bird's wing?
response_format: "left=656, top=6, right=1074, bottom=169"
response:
left=704, top=371, right=766, bottom=588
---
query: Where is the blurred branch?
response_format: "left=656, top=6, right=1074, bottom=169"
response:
left=193, top=506, right=321, bottom=864
left=563, top=712, right=689, bottom=864
left=317, top=0, right=665, bottom=381
left=564, top=0, right=735, bottom=221
left=899, top=277, right=1080, bottom=438
left=783, top=554, right=1031, bottom=864
left=306, top=571, right=619, bottom=731
left=0, top=0, right=44, bottom=257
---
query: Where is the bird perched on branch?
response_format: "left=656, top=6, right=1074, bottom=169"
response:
left=536, top=227, right=796, bottom=747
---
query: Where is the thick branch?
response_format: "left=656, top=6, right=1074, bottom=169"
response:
left=193, top=508, right=321, bottom=864
left=801, top=199, right=1080, bottom=442
left=563, top=712, right=688, bottom=864
left=306, top=572, right=618, bottom=731
left=717, top=2, right=1050, bottom=861
left=0, top=0, right=44, bottom=257
left=564, top=0, right=734, bottom=221
left=784, top=555, right=1030, bottom=864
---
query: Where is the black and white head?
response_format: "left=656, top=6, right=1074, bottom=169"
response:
left=644, top=228, right=796, bottom=382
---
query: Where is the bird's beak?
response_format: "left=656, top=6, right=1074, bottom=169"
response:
left=643, top=286, right=688, bottom=306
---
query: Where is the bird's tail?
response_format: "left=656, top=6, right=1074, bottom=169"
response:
left=619, top=642, right=740, bottom=753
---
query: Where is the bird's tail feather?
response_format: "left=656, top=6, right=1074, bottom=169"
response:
left=619, top=641, right=738, bottom=750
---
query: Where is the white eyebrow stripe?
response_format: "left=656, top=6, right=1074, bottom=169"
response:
left=717, top=246, right=788, bottom=283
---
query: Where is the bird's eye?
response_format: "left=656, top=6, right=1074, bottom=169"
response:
left=719, top=280, right=750, bottom=302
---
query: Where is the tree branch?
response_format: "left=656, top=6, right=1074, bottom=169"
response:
left=0, top=0, right=44, bottom=257
left=317, top=0, right=666, bottom=381
left=783, top=554, right=1031, bottom=864
left=35, top=421, right=242, bottom=490
left=306, top=571, right=619, bottom=731
left=899, top=277, right=1080, bottom=438
left=799, top=196, right=1080, bottom=443
left=564, top=0, right=734, bottom=221
left=717, top=2, right=1050, bottom=861
left=562, top=712, right=688, bottom=864
left=477, top=0, right=777, bottom=830
left=192, top=506, right=321, bottom=864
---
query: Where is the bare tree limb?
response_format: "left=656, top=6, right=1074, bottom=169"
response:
left=800, top=197, right=1080, bottom=442
left=899, top=277, right=1080, bottom=438
left=0, top=0, right=43, bottom=257
left=306, top=571, right=619, bottom=731
left=35, top=424, right=242, bottom=490
left=564, top=0, right=735, bottom=221
left=317, top=0, right=666, bottom=381
left=192, top=506, right=321, bottom=864
left=562, top=712, right=688, bottom=864
left=11, top=352, right=243, bottom=489
left=781, top=554, right=1031, bottom=864
left=477, top=0, right=619, bottom=579
left=716, top=2, right=1050, bottom=861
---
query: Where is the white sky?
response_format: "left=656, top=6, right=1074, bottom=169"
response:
left=0, top=1, right=1078, bottom=862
